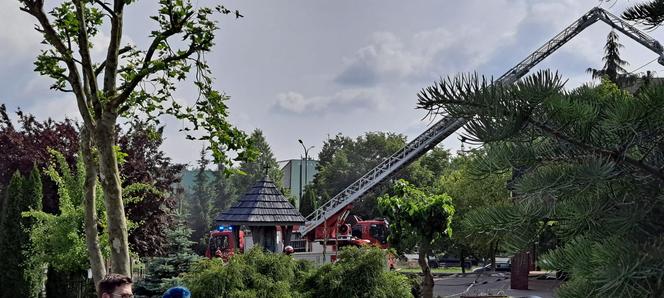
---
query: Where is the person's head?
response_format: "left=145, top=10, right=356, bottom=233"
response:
left=99, top=273, right=133, bottom=298
left=162, top=286, right=191, bottom=298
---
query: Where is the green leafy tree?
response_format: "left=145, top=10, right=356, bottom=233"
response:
left=233, top=129, right=283, bottom=195
left=24, top=151, right=108, bottom=297
left=18, top=0, right=253, bottom=284
left=418, top=70, right=664, bottom=297
left=0, top=167, right=43, bottom=298
left=378, top=180, right=455, bottom=298
left=313, top=132, right=407, bottom=218
left=134, top=212, right=200, bottom=297
left=434, top=150, right=510, bottom=271
left=404, top=146, right=452, bottom=191
left=118, top=121, right=186, bottom=257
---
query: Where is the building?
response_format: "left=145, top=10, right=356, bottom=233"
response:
left=279, top=159, right=318, bottom=210
left=215, top=175, right=305, bottom=253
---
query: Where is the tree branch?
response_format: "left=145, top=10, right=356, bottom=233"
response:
left=94, top=46, right=132, bottom=77
left=530, top=120, right=664, bottom=182
left=73, top=0, right=102, bottom=119
left=20, top=0, right=95, bottom=127
left=115, top=44, right=198, bottom=113
left=102, top=0, right=126, bottom=95
left=93, top=0, right=116, bottom=18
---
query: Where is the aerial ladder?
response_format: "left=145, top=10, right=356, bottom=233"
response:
left=300, top=7, right=664, bottom=242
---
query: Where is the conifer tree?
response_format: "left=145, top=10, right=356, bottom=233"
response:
left=0, top=168, right=43, bottom=298
left=418, top=70, right=664, bottom=297
left=211, top=163, right=238, bottom=214
left=188, top=149, right=215, bottom=253
left=134, top=211, right=200, bottom=297
left=586, top=30, right=635, bottom=86
left=233, top=129, right=283, bottom=194
left=0, top=172, right=26, bottom=297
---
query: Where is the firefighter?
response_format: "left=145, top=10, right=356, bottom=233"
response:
left=284, top=245, right=294, bottom=256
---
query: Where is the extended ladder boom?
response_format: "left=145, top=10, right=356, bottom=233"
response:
left=301, top=7, right=664, bottom=237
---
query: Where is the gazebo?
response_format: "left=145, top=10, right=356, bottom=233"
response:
left=215, top=175, right=305, bottom=252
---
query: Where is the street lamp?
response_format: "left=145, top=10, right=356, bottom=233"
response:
left=298, top=139, right=314, bottom=205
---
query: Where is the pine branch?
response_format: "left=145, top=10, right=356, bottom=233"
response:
left=622, top=0, right=664, bottom=29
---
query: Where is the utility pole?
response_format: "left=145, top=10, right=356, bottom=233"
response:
left=298, top=139, right=314, bottom=206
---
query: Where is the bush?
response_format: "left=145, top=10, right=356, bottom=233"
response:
left=182, top=246, right=411, bottom=298
left=301, top=246, right=411, bottom=298
left=183, top=247, right=311, bottom=298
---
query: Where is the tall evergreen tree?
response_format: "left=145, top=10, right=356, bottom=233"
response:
left=211, top=163, right=238, bottom=214
left=233, top=129, right=283, bottom=194
left=0, top=168, right=43, bottom=298
left=586, top=30, right=634, bottom=86
left=0, top=172, right=26, bottom=297
left=188, top=149, right=215, bottom=253
left=134, top=211, right=200, bottom=297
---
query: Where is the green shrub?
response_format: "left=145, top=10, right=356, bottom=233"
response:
left=183, top=247, right=310, bottom=298
left=182, top=246, right=411, bottom=298
left=301, top=246, right=411, bottom=298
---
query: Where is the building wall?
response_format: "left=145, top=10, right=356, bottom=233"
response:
left=280, top=159, right=318, bottom=210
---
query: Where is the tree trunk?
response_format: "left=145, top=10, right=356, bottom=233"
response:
left=491, top=240, right=497, bottom=271
left=460, top=248, right=466, bottom=274
left=95, top=113, right=130, bottom=275
left=81, top=127, right=106, bottom=290
left=418, top=241, right=434, bottom=298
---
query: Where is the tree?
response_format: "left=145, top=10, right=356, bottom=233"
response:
left=622, top=0, right=664, bottom=29
left=233, top=129, right=283, bottom=195
left=0, top=167, right=43, bottom=298
left=586, top=30, right=635, bottom=86
left=299, top=184, right=318, bottom=216
left=18, top=0, right=253, bottom=284
left=378, top=180, right=455, bottom=298
left=0, top=104, right=79, bottom=214
left=434, top=150, right=510, bottom=272
left=418, top=71, right=664, bottom=297
left=134, top=211, right=200, bottom=297
left=313, top=132, right=408, bottom=218
left=188, top=149, right=215, bottom=253
left=301, top=246, right=412, bottom=298
left=25, top=151, right=107, bottom=298
left=118, top=121, right=185, bottom=257
left=211, top=163, right=238, bottom=214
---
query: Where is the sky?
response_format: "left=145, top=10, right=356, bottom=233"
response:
left=2, top=0, right=664, bottom=167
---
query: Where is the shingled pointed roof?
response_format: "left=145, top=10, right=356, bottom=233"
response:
left=215, top=176, right=305, bottom=226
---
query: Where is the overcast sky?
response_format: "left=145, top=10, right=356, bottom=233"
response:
left=2, top=0, right=663, bottom=167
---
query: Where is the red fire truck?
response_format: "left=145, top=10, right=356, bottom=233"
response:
left=205, top=225, right=244, bottom=261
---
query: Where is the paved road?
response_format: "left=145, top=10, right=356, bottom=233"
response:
left=433, top=273, right=562, bottom=298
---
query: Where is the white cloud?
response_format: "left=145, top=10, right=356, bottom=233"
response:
left=334, top=3, right=531, bottom=86
left=0, top=2, right=41, bottom=63
left=273, top=88, right=387, bottom=114
left=24, top=94, right=81, bottom=122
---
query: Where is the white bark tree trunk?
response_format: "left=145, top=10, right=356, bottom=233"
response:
left=96, top=112, right=131, bottom=275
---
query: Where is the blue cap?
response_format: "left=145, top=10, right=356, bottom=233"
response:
left=163, top=286, right=191, bottom=298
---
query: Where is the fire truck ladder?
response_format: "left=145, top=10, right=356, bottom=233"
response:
left=301, top=7, right=664, bottom=237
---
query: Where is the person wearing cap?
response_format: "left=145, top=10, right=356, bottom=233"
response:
left=162, top=286, right=191, bottom=298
